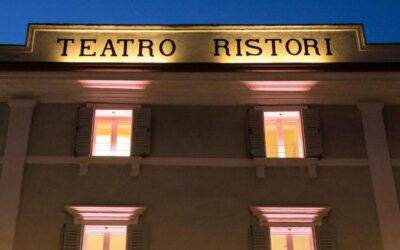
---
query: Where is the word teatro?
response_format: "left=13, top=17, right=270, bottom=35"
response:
left=57, top=38, right=177, bottom=57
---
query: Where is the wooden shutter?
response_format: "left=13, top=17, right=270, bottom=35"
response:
left=315, top=225, right=337, bottom=250
left=302, top=108, right=323, bottom=158
left=126, top=224, right=148, bottom=250
left=60, top=224, right=82, bottom=250
left=247, top=109, right=266, bottom=158
left=74, top=107, right=94, bottom=156
left=249, top=225, right=270, bottom=250
left=131, top=108, right=151, bottom=157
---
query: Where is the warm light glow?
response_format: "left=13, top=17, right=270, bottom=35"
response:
left=83, top=225, right=127, bottom=250
left=244, top=81, right=317, bottom=91
left=92, top=109, right=132, bottom=156
left=264, top=111, right=304, bottom=158
left=80, top=80, right=150, bottom=90
left=270, top=227, right=314, bottom=250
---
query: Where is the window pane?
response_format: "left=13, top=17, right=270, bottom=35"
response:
left=283, top=121, right=299, bottom=158
left=271, top=235, right=287, bottom=250
left=110, top=234, right=127, bottom=250
left=293, top=235, right=312, bottom=250
left=115, top=120, right=132, bottom=156
left=93, top=121, right=112, bottom=156
left=265, top=121, right=279, bottom=157
left=86, top=235, right=104, bottom=250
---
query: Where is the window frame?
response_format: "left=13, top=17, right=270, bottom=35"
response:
left=81, top=225, right=128, bottom=250
left=88, top=104, right=139, bottom=157
left=256, top=106, right=307, bottom=159
left=91, top=109, right=133, bottom=157
left=270, top=226, right=315, bottom=250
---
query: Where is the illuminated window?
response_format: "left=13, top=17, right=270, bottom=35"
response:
left=63, top=206, right=147, bottom=250
left=92, top=109, right=132, bottom=156
left=250, top=207, right=332, bottom=250
left=83, top=225, right=127, bottom=250
left=270, top=227, right=314, bottom=250
left=264, top=111, right=304, bottom=158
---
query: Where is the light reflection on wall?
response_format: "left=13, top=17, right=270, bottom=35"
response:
left=244, top=81, right=318, bottom=91
left=79, top=80, right=150, bottom=90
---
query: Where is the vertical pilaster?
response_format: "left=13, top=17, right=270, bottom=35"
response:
left=358, top=103, right=400, bottom=250
left=0, top=99, right=36, bottom=250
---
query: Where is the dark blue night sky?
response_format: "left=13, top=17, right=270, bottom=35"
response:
left=1, top=0, right=399, bottom=44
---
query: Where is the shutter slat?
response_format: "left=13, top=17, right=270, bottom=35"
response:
left=249, top=226, right=270, bottom=250
left=302, top=108, right=323, bottom=158
left=132, top=108, right=151, bottom=156
left=60, top=224, right=82, bottom=250
left=247, top=109, right=266, bottom=158
left=316, top=225, right=337, bottom=250
left=127, top=224, right=148, bottom=250
left=74, top=107, right=94, bottom=156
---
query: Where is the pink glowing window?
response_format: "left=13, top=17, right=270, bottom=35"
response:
left=264, top=111, right=304, bottom=158
left=92, top=109, right=132, bottom=156
left=82, top=225, right=127, bottom=250
left=270, top=227, right=314, bottom=250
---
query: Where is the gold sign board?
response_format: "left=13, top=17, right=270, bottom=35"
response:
left=0, top=24, right=400, bottom=63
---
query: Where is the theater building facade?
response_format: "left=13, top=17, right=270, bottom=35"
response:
left=0, top=24, right=400, bottom=250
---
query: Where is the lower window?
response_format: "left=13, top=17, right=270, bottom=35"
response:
left=63, top=206, right=147, bottom=250
left=82, top=225, right=127, bottom=250
left=250, top=206, right=334, bottom=250
left=270, top=227, right=314, bottom=250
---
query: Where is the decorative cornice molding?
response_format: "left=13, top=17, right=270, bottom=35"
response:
left=250, top=206, right=331, bottom=226
left=65, top=206, right=146, bottom=225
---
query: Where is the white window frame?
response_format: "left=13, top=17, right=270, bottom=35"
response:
left=88, top=104, right=140, bottom=157
left=82, top=225, right=127, bottom=250
left=256, top=106, right=307, bottom=158
left=269, top=226, right=315, bottom=250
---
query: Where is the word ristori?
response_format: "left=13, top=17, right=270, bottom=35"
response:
left=56, top=37, right=333, bottom=58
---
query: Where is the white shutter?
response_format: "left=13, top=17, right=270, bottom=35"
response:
left=315, top=225, right=336, bottom=250
left=247, top=109, right=266, bottom=158
left=74, top=107, right=94, bottom=156
left=60, top=224, right=82, bottom=250
left=249, top=226, right=270, bottom=250
left=302, top=108, right=323, bottom=158
left=126, top=224, right=148, bottom=250
left=131, top=108, right=151, bottom=156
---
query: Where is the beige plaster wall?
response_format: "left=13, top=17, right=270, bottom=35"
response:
left=150, top=106, right=248, bottom=158
left=14, top=164, right=382, bottom=250
left=383, top=106, right=400, bottom=158
left=394, top=166, right=400, bottom=208
left=317, top=105, right=367, bottom=158
left=27, top=104, right=78, bottom=156
left=382, top=106, right=400, bottom=207
left=0, top=103, right=9, bottom=155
